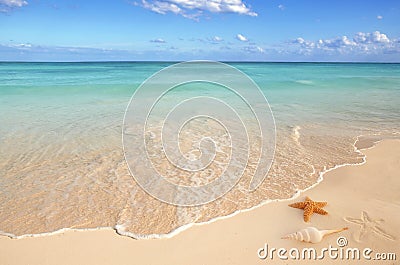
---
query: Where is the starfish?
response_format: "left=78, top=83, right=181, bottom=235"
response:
left=288, top=196, right=328, bottom=222
left=344, top=211, right=395, bottom=242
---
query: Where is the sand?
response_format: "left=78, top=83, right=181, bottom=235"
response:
left=0, top=139, right=399, bottom=265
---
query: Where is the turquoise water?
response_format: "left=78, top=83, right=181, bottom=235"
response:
left=0, top=62, right=399, bottom=238
left=2, top=62, right=398, bottom=128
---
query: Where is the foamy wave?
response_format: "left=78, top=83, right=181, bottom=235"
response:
left=295, top=80, right=313, bottom=85
left=113, top=134, right=396, bottom=240
left=292, top=126, right=301, bottom=145
left=0, top=227, right=113, bottom=240
left=1, top=134, right=397, bottom=241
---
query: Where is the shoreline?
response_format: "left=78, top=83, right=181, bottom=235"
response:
left=1, top=139, right=398, bottom=264
left=0, top=134, right=392, bottom=240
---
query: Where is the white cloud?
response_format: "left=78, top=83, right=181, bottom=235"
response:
left=257, top=46, right=265, bottom=53
left=138, top=0, right=257, bottom=19
left=353, top=31, right=390, bottom=44
left=212, top=36, right=223, bottom=42
left=377, top=15, right=383, bottom=20
left=0, top=0, right=27, bottom=12
left=242, top=45, right=265, bottom=54
left=0, top=0, right=27, bottom=7
left=236, top=33, right=248, bottom=42
left=4, top=43, right=32, bottom=50
left=294, top=37, right=305, bottom=44
left=150, top=38, right=166, bottom=43
left=341, top=36, right=356, bottom=46
left=141, top=0, right=181, bottom=14
left=278, top=4, right=285, bottom=10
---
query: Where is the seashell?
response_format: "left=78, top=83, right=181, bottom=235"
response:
left=282, top=227, right=348, bottom=243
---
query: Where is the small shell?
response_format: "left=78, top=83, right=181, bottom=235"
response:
left=282, top=227, right=348, bottom=243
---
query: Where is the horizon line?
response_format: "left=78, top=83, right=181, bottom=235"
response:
left=1, top=60, right=399, bottom=64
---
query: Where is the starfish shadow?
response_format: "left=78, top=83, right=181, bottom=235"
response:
left=344, top=211, right=395, bottom=242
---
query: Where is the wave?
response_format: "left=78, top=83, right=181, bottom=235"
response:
left=2, top=133, right=394, bottom=241
left=295, top=80, right=313, bottom=85
left=292, top=125, right=301, bottom=145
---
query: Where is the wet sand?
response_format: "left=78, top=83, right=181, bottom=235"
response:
left=0, top=139, right=399, bottom=265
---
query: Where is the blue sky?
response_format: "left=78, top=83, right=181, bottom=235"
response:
left=0, top=0, right=399, bottom=61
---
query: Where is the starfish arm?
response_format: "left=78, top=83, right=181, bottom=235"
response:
left=344, top=217, right=364, bottom=225
left=303, top=204, right=313, bottom=222
left=288, top=202, right=307, bottom=209
left=357, top=228, right=368, bottom=242
left=372, top=226, right=396, bottom=240
left=314, top=207, right=328, bottom=215
left=315, top=202, right=327, bottom=207
left=362, top=211, right=372, bottom=222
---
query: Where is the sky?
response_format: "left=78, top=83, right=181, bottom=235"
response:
left=0, top=0, right=399, bottom=61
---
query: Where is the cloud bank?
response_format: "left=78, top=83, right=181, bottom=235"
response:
left=1, top=31, right=399, bottom=62
left=289, top=31, right=398, bottom=59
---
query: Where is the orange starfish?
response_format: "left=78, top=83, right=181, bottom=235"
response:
left=288, top=196, right=328, bottom=222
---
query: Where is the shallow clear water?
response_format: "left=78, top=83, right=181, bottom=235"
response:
left=0, top=62, right=399, bottom=238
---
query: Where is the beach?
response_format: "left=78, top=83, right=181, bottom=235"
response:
left=1, top=139, right=398, bottom=265
left=2, top=0, right=400, bottom=263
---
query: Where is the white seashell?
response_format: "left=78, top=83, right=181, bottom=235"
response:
left=282, top=227, right=348, bottom=243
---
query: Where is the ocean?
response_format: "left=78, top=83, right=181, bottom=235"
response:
left=0, top=62, right=399, bottom=238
